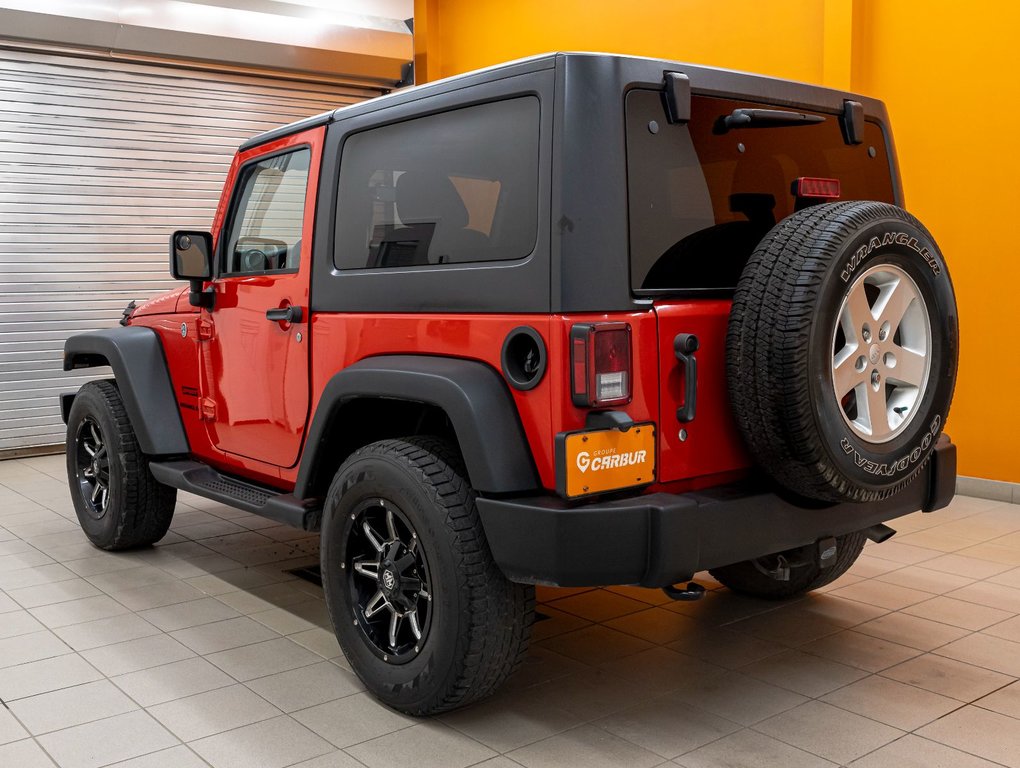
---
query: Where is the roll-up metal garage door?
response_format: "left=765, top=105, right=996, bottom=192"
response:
left=0, top=45, right=383, bottom=453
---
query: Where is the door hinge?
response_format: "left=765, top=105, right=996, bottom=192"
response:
left=197, top=316, right=214, bottom=341
left=200, top=398, right=216, bottom=421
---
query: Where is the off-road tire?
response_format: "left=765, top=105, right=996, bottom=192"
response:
left=65, top=380, right=176, bottom=550
left=709, top=530, right=867, bottom=599
left=320, top=436, right=534, bottom=715
left=728, top=201, right=958, bottom=502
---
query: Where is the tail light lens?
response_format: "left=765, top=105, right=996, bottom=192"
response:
left=570, top=322, right=632, bottom=407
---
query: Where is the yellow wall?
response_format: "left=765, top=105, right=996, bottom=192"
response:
left=415, top=0, right=1020, bottom=483
left=850, top=1, right=1020, bottom=483
left=415, top=0, right=827, bottom=84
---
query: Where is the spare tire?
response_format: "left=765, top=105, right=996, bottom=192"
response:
left=727, top=201, right=958, bottom=503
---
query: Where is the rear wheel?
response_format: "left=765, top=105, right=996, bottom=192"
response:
left=709, top=530, right=867, bottom=599
left=65, top=380, right=176, bottom=550
left=320, top=437, right=534, bottom=715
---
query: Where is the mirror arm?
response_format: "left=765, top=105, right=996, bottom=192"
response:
left=189, top=280, right=215, bottom=309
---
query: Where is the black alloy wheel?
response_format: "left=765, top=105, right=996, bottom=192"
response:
left=74, top=416, right=111, bottom=519
left=64, top=380, right=176, bottom=550
left=320, top=436, right=534, bottom=714
left=346, top=497, right=433, bottom=663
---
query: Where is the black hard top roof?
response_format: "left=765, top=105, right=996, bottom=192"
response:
left=239, top=52, right=882, bottom=152
left=238, top=54, right=555, bottom=152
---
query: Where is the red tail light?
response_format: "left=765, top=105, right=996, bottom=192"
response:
left=570, top=322, right=632, bottom=407
left=795, top=176, right=841, bottom=199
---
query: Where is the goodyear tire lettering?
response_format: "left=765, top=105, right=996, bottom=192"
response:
left=839, top=415, right=942, bottom=477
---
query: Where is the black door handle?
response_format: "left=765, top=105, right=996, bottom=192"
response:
left=674, top=333, right=699, bottom=423
left=266, top=305, right=303, bottom=324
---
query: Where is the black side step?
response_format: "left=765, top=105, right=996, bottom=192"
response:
left=149, top=460, right=322, bottom=531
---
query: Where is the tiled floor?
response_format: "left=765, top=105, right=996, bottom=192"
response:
left=2, top=455, right=1020, bottom=768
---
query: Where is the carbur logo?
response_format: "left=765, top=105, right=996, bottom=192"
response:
left=576, top=449, right=648, bottom=473
left=576, top=451, right=592, bottom=473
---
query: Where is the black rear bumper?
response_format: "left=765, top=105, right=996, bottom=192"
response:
left=477, top=435, right=956, bottom=588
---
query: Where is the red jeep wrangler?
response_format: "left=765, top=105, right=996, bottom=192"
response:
left=61, top=53, right=958, bottom=715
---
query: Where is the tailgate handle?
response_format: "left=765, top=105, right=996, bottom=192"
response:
left=674, top=333, right=699, bottom=423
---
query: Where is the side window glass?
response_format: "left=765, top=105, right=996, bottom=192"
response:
left=334, top=97, right=540, bottom=270
left=223, top=148, right=310, bottom=275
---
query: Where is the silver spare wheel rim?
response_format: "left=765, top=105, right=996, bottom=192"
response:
left=831, top=263, right=932, bottom=443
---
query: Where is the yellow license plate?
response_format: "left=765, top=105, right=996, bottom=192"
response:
left=558, top=423, right=655, bottom=498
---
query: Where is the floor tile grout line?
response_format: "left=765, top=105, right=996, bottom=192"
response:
left=29, top=733, right=64, bottom=768
left=1, top=664, right=176, bottom=768
left=927, top=641, right=1020, bottom=679
left=739, top=628, right=1006, bottom=711
left=845, top=730, right=1014, bottom=768
left=715, top=605, right=1019, bottom=728
left=845, top=678, right=1020, bottom=768
left=3, top=617, right=314, bottom=764
left=752, top=638, right=1020, bottom=761
left=835, top=580, right=1018, bottom=635
left=141, top=683, right=285, bottom=746
left=743, top=709, right=904, bottom=766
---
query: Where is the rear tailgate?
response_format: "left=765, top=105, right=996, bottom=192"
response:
left=654, top=300, right=749, bottom=483
left=626, top=87, right=897, bottom=484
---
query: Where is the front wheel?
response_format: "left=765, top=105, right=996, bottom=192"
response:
left=709, top=530, right=867, bottom=599
left=320, top=437, right=534, bottom=715
left=65, top=380, right=176, bottom=550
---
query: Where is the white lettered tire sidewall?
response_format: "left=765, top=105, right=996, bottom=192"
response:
left=808, top=214, right=958, bottom=494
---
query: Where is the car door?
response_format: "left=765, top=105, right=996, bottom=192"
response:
left=200, top=128, right=322, bottom=468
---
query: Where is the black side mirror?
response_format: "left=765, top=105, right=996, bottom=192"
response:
left=170, top=231, right=214, bottom=308
left=170, top=230, right=212, bottom=280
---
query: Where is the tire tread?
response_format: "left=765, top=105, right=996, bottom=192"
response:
left=69, top=380, right=176, bottom=550
left=728, top=201, right=944, bottom=502
left=325, top=436, right=533, bottom=714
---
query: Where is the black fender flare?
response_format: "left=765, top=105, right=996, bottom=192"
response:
left=62, top=327, right=189, bottom=456
left=295, top=355, right=539, bottom=498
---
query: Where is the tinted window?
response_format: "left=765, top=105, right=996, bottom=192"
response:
left=626, top=91, right=895, bottom=291
left=223, top=149, right=310, bottom=274
left=335, top=97, right=540, bottom=270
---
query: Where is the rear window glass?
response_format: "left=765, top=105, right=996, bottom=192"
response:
left=626, top=90, right=895, bottom=292
left=335, top=97, right=540, bottom=270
